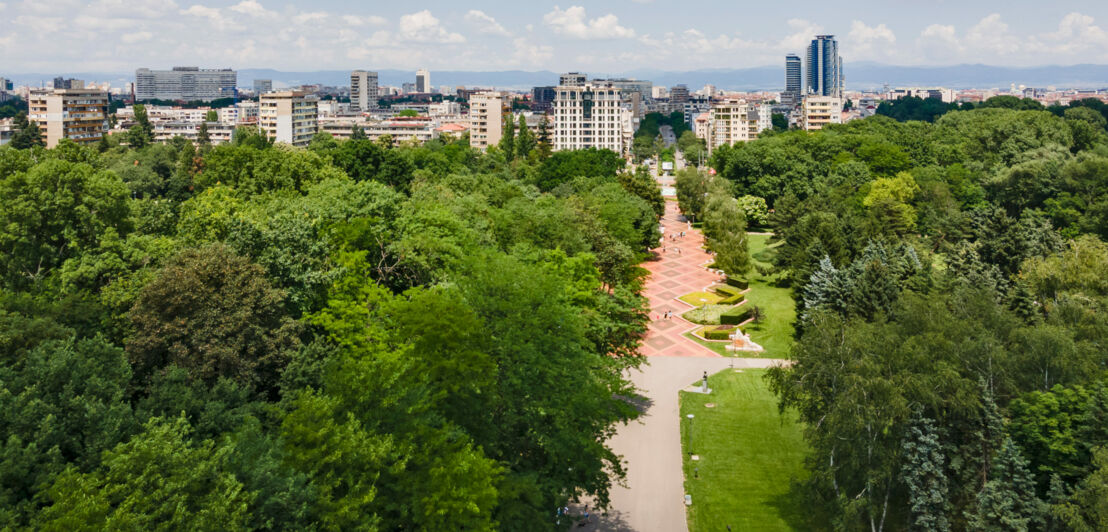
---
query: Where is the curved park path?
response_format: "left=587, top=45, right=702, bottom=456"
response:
left=583, top=191, right=786, bottom=531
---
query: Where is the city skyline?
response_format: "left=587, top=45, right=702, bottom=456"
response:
left=2, top=1, right=1108, bottom=73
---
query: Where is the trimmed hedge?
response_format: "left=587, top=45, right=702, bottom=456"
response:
left=725, top=276, right=749, bottom=290
left=704, top=328, right=731, bottom=341
left=714, top=285, right=741, bottom=297
left=718, top=293, right=745, bottom=305
left=720, top=306, right=754, bottom=325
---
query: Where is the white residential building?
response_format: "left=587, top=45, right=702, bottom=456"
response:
left=553, top=83, right=629, bottom=155
left=135, top=67, right=237, bottom=101
left=259, top=91, right=318, bottom=147
left=351, top=70, right=378, bottom=111
left=886, top=87, right=956, bottom=103
left=705, top=99, right=772, bottom=153
left=800, top=95, right=842, bottom=131
left=468, top=91, right=506, bottom=150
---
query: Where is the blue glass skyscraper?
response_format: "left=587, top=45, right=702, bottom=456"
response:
left=806, top=35, right=843, bottom=98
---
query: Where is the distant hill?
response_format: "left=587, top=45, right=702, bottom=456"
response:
left=6, top=64, right=1107, bottom=92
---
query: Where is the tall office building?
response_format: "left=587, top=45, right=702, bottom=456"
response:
left=350, top=70, right=379, bottom=111
left=783, top=54, right=802, bottom=106
left=135, top=67, right=237, bottom=101
left=0, top=77, right=13, bottom=91
left=559, top=72, right=587, bottom=87
left=415, top=69, right=430, bottom=93
left=553, top=82, right=628, bottom=154
left=27, top=88, right=109, bottom=148
left=253, top=79, right=273, bottom=94
left=469, top=91, right=506, bottom=150
left=805, top=35, right=843, bottom=98
left=259, top=91, right=318, bottom=147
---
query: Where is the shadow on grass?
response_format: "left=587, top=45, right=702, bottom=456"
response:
left=764, top=478, right=831, bottom=532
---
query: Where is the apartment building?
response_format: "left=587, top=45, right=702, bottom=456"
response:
left=560, top=72, right=587, bottom=87
left=553, top=82, right=629, bottom=155
left=800, top=95, right=842, bottom=131
left=469, top=91, right=506, bottom=150
left=27, top=88, right=109, bottom=148
left=701, top=100, right=773, bottom=153
left=153, top=121, right=235, bottom=144
left=135, top=67, right=237, bottom=101
left=351, top=70, right=379, bottom=111
left=259, top=91, right=318, bottom=147
left=693, top=113, right=711, bottom=143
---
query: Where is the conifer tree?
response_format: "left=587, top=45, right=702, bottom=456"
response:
left=515, top=114, right=535, bottom=160
left=902, top=415, right=951, bottom=532
left=499, top=112, right=516, bottom=160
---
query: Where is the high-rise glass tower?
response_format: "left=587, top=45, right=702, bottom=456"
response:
left=806, top=35, right=843, bottom=98
left=784, top=54, right=802, bottom=106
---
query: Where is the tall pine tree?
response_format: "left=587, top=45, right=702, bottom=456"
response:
left=967, top=437, right=1045, bottom=532
left=498, top=112, right=516, bottom=160
left=902, top=415, right=951, bottom=532
left=514, top=114, right=535, bottom=160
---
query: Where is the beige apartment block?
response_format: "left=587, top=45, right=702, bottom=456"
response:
left=469, top=91, right=506, bottom=150
left=27, top=89, right=109, bottom=148
left=801, top=95, right=843, bottom=131
left=553, top=83, right=627, bottom=155
left=259, top=91, right=318, bottom=147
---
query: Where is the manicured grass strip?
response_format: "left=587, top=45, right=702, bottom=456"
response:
left=681, top=369, right=810, bottom=532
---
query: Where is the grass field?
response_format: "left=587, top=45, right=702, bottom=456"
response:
left=681, top=369, right=810, bottom=532
left=679, top=291, right=724, bottom=306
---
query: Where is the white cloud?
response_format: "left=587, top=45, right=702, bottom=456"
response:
left=121, top=31, right=153, bottom=43
left=342, top=14, right=386, bottom=27
left=544, top=6, right=635, bottom=40
left=1036, top=12, right=1108, bottom=55
left=228, top=0, right=272, bottom=18
left=511, top=37, right=553, bottom=65
left=465, top=10, right=511, bottom=37
left=398, top=10, right=465, bottom=44
left=965, top=13, right=1021, bottom=55
left=847, top=20, right=897, bottom=60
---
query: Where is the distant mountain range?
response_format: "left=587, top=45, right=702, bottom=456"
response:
left=8, top=64, right=1108, bottom=92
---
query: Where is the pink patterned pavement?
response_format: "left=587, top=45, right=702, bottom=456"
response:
left=639, top=200, right=725, bottom=358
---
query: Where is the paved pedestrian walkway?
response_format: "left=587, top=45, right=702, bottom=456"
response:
left=639, top=200, right=725, bottom=357
left=585, top=187, right=787, bottom=531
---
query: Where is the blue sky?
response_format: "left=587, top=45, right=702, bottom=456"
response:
left=2, top=0, right=1107, bottom=72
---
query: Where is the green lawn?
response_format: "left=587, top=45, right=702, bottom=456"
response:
left=681, top=369, right=811, bottom=532
left=692, top=233, right=796, bottom=359
left=679, top=291, right=724, bottom=306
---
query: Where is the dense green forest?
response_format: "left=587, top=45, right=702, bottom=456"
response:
left=0, top=126, right=664, bottom=530
left=877, top=94, right=1108, bottom=125
left=712, top=104, right=1108, bottom=530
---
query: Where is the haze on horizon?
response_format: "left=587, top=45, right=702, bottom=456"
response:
left=2, top=0, right=1107, bottom=73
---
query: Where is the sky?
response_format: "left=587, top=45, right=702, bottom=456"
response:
left=2, top=0, right=1108, bottom=73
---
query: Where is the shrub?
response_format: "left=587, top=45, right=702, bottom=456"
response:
left=713, top=284, right=741, bottom=297
left=725, top=276, right=749, bottom=289
left=703, top=325, right=738, bottom=340
left=720, top=306, right=754, bottom=325
left=718, top=293, right=746, bottom=305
